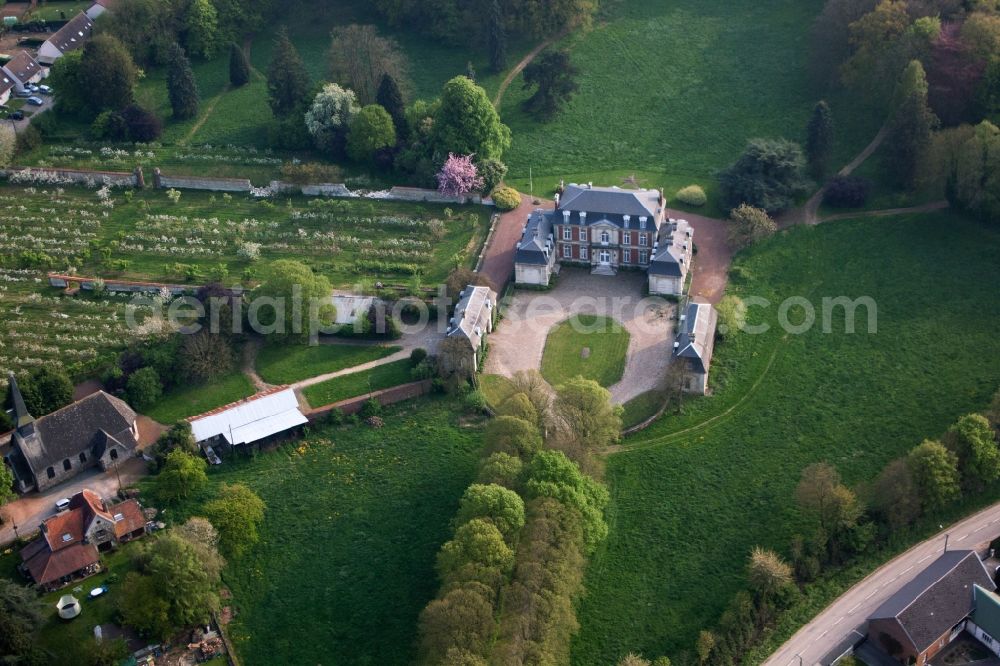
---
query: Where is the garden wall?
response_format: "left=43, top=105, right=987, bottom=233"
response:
left=154, top=171, right=252, bottom=192
left=47, top=273, right=198, bottom=296
left=306, top=379, right=433, bottom=419
left=368, top=186, right=485, bottom=205
left=299, top=183, right=357, bottom=197
left=0, top=167, right=137, bottom=187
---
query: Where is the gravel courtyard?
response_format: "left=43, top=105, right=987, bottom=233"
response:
left=485, top=269, right=676, bottom=404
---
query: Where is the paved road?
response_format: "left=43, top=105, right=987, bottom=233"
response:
left=764, top=501, right=1000, bottom=666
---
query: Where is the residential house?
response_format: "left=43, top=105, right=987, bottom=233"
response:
left=20, top=489, right=147, bottom=590
left=4, top=374, right=139, bottom=493
left=866, top=550, right=995, bottom=665
left=968, top=584, right=1000, bottom=657
left=0, top=71, right=14, bottom=107
left=672, top=302, right=718, bottom=394
left=37, top=12, right=95, bottom=65
left=188, top=387, right=308, bottom=456
left=2, top=51, right=44, bottom=93
left=445, top=285, right=497, bottom=372
left=85, top=0, right=117, bottom=20
left=514, top=183, right=694, bottom=296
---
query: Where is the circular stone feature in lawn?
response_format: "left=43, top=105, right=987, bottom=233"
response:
left=540, top=314, right=630, bottom=388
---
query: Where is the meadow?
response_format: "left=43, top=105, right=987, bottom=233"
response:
left=255, top=342, right=402, bottom=385
left=0, top=182, right=487, bottom=381
left=571, top=212, right=1000, bottom=664
left=540, top=314, right=630, bottom=388
left=302, top=358, right=415, bottom=408
left=159, top=397, right=484, bottom=665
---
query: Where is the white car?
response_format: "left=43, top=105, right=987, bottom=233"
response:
left=26, top=96, right=43, bottom=106
left=26, top=84, right=38, bottom=93
left=38, top=85, right=52, bottom=94
left=55, top=498, right=71, bottom=512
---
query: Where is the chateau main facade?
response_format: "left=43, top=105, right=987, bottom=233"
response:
left=514, top=183, right=693, bottom=295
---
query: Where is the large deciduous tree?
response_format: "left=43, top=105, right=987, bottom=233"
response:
left=267, top=27, right=310, bottom=117
left=328, top=24, right=410, bottom=105
left=346, top=104, right=397, bottom=163
left=436, top=153, right=484, bottom=196
left=79, top=35, right=138, bottom=113
left=553, top=376, right=623, bottom=451
left=717, top=138, right=809, bottom=213
left=727, top=204, right=777, bottom=249
left=203, top=483, right=266, bottom=559
left=521, top=50, right=580, bottom=120
left=794, top=462, right=862, bottom=560
left=166, top=43, right=200, bottom=120
left=251, top=259, right=336, bottom=341
left=179, top=330, right=235, bottom=383
left=183, top=0, right=219, bottom=59
left=946, top=413, right=1000, bottom=490
left=0, top=579, right=45, bottom=663
left=747, top=546, right=793, bottom=600
left=454, top=483, right=526, bottom=543
left=156, top=449, right=209, bottom=502
left=869, top=458, right=921, bottom=530
left=484, top=415, right=543, bottom=459
left=908, top=439, right=961, bottom=513
left=948, top=120, right=1000, bottom=224
left=433, top=76, right=511, bottom=161
left=305, top=83, right=360, bottom=156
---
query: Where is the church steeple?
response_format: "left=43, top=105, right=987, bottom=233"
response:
left=8, top=372, right=34, bottom=430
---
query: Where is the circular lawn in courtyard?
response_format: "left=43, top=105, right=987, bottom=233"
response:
left=540, top=314, right=630, bottom=388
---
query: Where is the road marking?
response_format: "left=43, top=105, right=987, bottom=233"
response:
left=992, top=518, right=1000, bottom=524
left=918, top=554, right=931, bottom=563
left=818, top=630, right=829, bottom=639
left=865, top=589, right=878, bottom=600
left=957, top=533, right=969, bottom=541
left=833, top=617, right=844, bottom=626
left=848, top=603, right=861, bottom=614
left=900, top=566, right=913, bottom=575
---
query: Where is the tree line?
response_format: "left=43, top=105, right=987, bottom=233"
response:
left=415, top=370, right=622, bottom=665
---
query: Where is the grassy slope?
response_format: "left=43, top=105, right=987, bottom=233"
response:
left=195, top=398, right=482, bottom=665
left=571, top=212, right=1000, bottom=664
left=540, top=314, right=630, bottom=388
left=501, top=0, right=879, bottom=205
left=302, top=358, right=415, bottom=408
left=145, top=371, right=256, bottom=424
left=255, top=343, right=401, bottom=385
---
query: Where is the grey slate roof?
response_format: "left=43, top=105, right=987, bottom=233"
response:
left=673, top=302, right=717, bottom=374
left=869, top=550, right=995, bottom=653
left=47, top=12, right=94, bottom=56
left=559, top=183, right=661, bottom=219
left=0, top=72, right=14, bottom=95
left=449, top=285, right=495, bottom=350
left=12, top=391, right=137, bottom=476
left=649, top=219, right=693, bottom=277
left=3, top=51, right=41, bottom=83
left=515, top=210, right=554, bottom=266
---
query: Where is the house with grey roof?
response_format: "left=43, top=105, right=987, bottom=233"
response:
left=0, top=71, right=14, bottom=107
left=866, top=550, right=995, bottom=666
left=2, top=51, right=44, bottom=93
left=514, top=183, right=692, bottom=295
left=967, top=584, right=1000, bottom=658
left=672, top=302, right=717, bottom=394
left=444, top=285, right=497, bottom=373
left=38, top=12, right=95, bottom=65
left=4, top=374, right=139, bottom=493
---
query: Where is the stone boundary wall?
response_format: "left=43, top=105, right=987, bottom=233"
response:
left=0, top=166, right=137, bottom=187
left=47, top=272, right=245, bottom=296
left=367, top=186, right=486, bottom=205
left=300, top=182, right=357, bottom=197
left=153, top=169, right=251, bottom=192
left=474, top=212, right=502, bottom=272
left=306, top=379, right=433, bottom=419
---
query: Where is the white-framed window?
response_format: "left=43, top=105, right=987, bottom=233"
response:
left=562, top=226, right=572, bottom=240
left=622, top=231, right=631, bottom=245
left=581, top=247, right=588, bottom=260
left=640, top=217, right=648, bottom=229
left=562, top=244, right=571, bottom=259
left=623, top=249, right=631, bottom=263
left=639, top=233, right=648, bottom=247
left=639, top=250, right=648, bottom=264
left=579, top=228, right=586, bottom=241
left=600, top=230, right=610, bottom=244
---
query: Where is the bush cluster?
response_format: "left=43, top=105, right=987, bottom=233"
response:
left=823, top=175, right=871, bottom=208
left=491, top=186, right=521, bottom=211
left=675, top=184, right=707, bottom=206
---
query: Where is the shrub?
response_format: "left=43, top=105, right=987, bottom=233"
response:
left=15, top=126, right=41, bottom=155
left=675, top=185, right=707, bottom=207
left=823, top=176, right=871, bottom=208
left=121, top=104, right=162, bottom=142
left=326, top=407, right=346, bottom=425
left=410, top=347, right=428, bottom=366
left=359, top=397, right=382, bottom=419
left=477, top=158, right=507, bottom=195
left=279, top=161, right=343, bottom=184
left=126, top=367, right=162, bottom=410
left=464, top=389, right=487, bottom=413
left=491, top=186, right=521, bottom=211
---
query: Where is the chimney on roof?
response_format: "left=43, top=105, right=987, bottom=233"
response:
left=7, top=371, right=34, bottom=431
left=554, top=192, right=560, bottom=208
left=659, top=189, right=665, bottom=206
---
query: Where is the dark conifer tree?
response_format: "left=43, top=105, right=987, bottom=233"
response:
left=266, top=27, right=310, bottom=117
left=488, top=0, right=507, bottom=74
left=166, top=43, right=200, bottom=120
left=376, top=72, right=406, bottom=141
left=805, top=100, right=834, bottom=179
left=229, top=42, right=250, bottom=87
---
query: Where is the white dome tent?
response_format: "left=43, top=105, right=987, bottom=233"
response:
left=57, top=595, right=81, bottom=620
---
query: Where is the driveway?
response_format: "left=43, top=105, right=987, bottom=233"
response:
left=485, top=268, right=675, bottom=404
left=667, top=208, right=732, bottom=305
left=5, top=94, right=53, bottom=132
left=477, top=193, right=554, bottom=290
left=0, top=456, right=149, bottom=547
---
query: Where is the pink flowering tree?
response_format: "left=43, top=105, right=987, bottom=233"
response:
left=436, top=153, right=484, bottom=196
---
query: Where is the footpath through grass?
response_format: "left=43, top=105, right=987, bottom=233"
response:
left=255, top=342, right=401, bottom=385
left=541, top=314, right=630, bottom=388
left=302, top=358, right=415, bottom=408
left=571, top=212, right=1000, bottom=664
left=163, top=397, right=483, bottom=665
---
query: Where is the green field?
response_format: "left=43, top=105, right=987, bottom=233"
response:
left=302, top=358, right=415, bottom=408
left=541, top=314, right=630, bottom=388
left=255, top=342, right=401, bottom=385
left=620, top=390, right=665, bottom=430
left=174, top=397, right=483, bottom=665
left=21, top=0, right=91, bottom=21
left=500, top=0, right=881, bottom=204
left=145, top=370, right=256, bottom=424
left=571, top=212, right=1000, bottom=664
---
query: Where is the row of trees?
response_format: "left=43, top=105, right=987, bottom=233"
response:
left=416, top=371, right=621, bottom=664
left=687, top=389, right=1000, bottom=666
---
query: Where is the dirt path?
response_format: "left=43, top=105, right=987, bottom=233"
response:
left=493, top=31, right=569, bottom=109
left=816, top=200, right=949, bottom=223
left=241, top=339, right=271, bottom=392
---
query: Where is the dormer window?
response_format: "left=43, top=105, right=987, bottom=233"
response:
left=579, top=211, right=587, bottom=223
left=563, top=210, right=571, bottom=223
left=623, top=215, right=631, bottom=227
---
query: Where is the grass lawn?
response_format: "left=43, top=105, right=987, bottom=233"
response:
left=479, top=373, right=516, bottom=408
left=145, top=371, right=256, bottom=425
left=620, top=390, right=665, bottom=430
left=571, top=212, right=1000, bottom=664
left=255, top=342, right=402, bottom=385
left=500, top=0, right=881, bottom=203
left=158, top=396, right=483, bottom=665
left=302, top=358, right=415, bottom=408
left=540, top=314, right=630, bottom=388
left=21, top=0, right=91, bottom=21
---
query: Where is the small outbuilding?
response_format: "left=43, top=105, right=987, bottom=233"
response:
left=188, top=387, right=308, bottom=453
left=672, top=302, right=718, bottom=395
left=444, top=285, right=497, bottom=373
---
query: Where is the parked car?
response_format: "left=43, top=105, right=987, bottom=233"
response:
left=38, top=85, right=51, bottom=94
left=26, top=96, right=43, bottom=106
left=26, top=84, right=38, bottom=93
left=10, top=110, right=24, bottom=120
left=55, top=498, right=71, bottom=512
left=14, top=89, right=31, bottom=98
